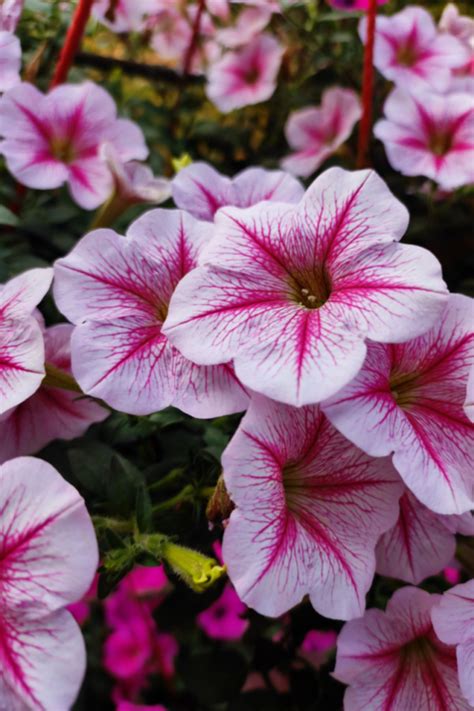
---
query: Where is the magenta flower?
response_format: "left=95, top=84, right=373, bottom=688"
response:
left=172, top=161, right=303, bottom=221
left=0, top=0, right=23, bottom=32
left=0, top=267, right=52, bottom=415
left=54, top=209, right=249, bottom=417
left=299, top=629, right=337, bottom=669
left=0, top=456, right=98, bottom=709
left=0, top=324, right=108, bottom=463
left=104, top=619, right=154, bottom=680
left=117, top=703, right=168, bottom=711
left=376, top=490, right=474, bottom=584
left=360, top=6, right=470, bottom=92
left=197, top=584, right=249, bottom=640
left=281, top=87, right=361, bottom=178
left=0, top=30, right=20, bottom=91
left=432, top=580, right=474, bottom=706
left=325, top=0, right=389, bottom=11
left=206, top=34, right=284, bottom=112
left=374, top=87, right=474, bottom=190
left=334, top=586, right=469, bottom=710
left=221, top=396, right=403, bottom=619
left=0, top=81, right=148, bottom=209
left=322, top=295, right=473, bottom=514
left=163, top=167, right=448, bottom=407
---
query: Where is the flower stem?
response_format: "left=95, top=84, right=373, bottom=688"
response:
left=356, top=0, right=377, bottom=168
left=50, top=0, right=95, bottom=88
left=183, top=0, right=206, bottom=76
left=43, top=363, right=83, bottom=393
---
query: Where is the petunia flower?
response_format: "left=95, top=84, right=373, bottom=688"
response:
left=216, top=6, right=272, bottom=49
left=299, top=629, right=338, bottom=669
left=439, top=3, right=474, bottom=51
left=163, top=167, right=448, bottom=407
left=92, top=0, right=156, bottom=33
left=0, top=324, right=108, bottom=463
left=334, top=586, right=470, bottom=710
left=172, top=161, right=304, bottom=221
left=0, top=29, right=20, bottom=91
left=374, top=87, right=474, bottom=190
left=197, top=584, right=249, bottom=640
left=206, top=34, right=284, bottom=112
left=0, top=456, right=98, bottom=709
left=0, top=0, right=23, bottom=32
left=432, top=580, right=474, bottom=707
left=281, top=87, right=361, bottom=178
left=325, top=0, right=389, bottom=10
left=221, top=396, right=403, bottom=619
left=0, top=267, right=52, bottom=414
left=322, top=294, right=473, bottom=514
left=54, top=209, right=249, bottom=417
left=376, top=489, right=474, bottom=584
left=0, top=81, right=148, bottom=209
left=359, top=6, right=470, bottom=92
left=117, top=703, right=168, bottom=711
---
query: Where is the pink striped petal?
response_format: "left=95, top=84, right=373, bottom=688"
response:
left=0, top=267, right=53, bottom=318
left=222, top=396, right=402, bottom=619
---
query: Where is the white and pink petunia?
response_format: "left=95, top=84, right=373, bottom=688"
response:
left=53, top=209, right=249, bottom=417
left=0, top=456, right=98, bottom=709
left=0, top=267, right=52, bottom=415
left=92, top=0, right=156, bottom=33
left=0, top=0, right=23, bottom=32
left=206, top=34, right=284, bottom=112
left=376, top=489, right=474, bottom=584
left=172, top=161, right=304, bottom=221
left=102, top=143, right=171, bottom=206
left=216, top=6, right=272, bottom=49
left=0, top=81, right=148, bottom=209
left=439, top=3, right=474, bottom=52
left=360, top=6, right=470, bottom=92
left=432, top=580, right=474, bottom=706
left=281, top=87, right=361, bottom=178
left=322, top=294, right=474, bottom=514
left=0, top=324, right=108, bottom=463
left=334, top=586, right=470, bottom=710
left=163, top=167, right=448, bottom=407
left=221, top=396, right=403, bottom=619
left=0, top=29, right=20, bottom=91
left=374, top=87, right=474, bottom=190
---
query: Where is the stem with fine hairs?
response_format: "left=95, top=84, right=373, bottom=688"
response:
left=50, top=0, right=95, bottom=88
left=356, top=0, right=377, bottom=168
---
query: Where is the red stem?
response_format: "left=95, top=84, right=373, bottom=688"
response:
left=356, top=0, right=377, bottom=168
left=50, top=0, right=95, bottom=88
left=183, top=0, right=206, bottom=77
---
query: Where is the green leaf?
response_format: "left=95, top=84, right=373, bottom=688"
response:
left=0, top=205, right=18, bottom=226
left=135, top=484, right=153, bottom=533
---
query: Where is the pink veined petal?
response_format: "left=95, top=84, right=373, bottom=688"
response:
left=231, top=166, right=304, bottom=207
left=67, top=156, right=114, bottom=210
left=431, top=579, right=474, bottom=647
left=222, top=396, right=402, bottom=619
left=376, top=490, right=457, bottom=584
left=0, top=456, right=99, bottom=614
left=0, top=609, right=86, bottom=711
left=457, top=639, right=474, bottom=707
left=0, top=317, right=45, bottom=415
left=0, top=267, right=53, bottom=318
left=104, top=117, right=149, bottom=163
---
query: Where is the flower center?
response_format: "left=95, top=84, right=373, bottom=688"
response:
left=428, top=130, right=453, bottom=156
left=244, top=66, right=260, bottom=85
left=50, top=136, right=76, bottom=164
left=389, top=370, right=419, bottom=409
left=290, top=265, right=332, bottom=310
left=396, top=43, right=418, bottom=67
left=282, top=459, right=305, bottom=514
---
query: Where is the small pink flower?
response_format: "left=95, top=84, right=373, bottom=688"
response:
left=0, top=81, right=148, bottom=209
left=0, top=456, right=98, bottom=709
left=104, top=619, right=154, bottom=680
left=281, top=87, right=361, bottom=178
left=0, top=30, right=20, bottom=91
left=322, top=294, right=474, bottom=514
left=0, top=267, right=52, bottom=414
left=117, top=703, right=168, bottom=711
left=360, top=6, right=470, bottom=92
left=0, top=323, right=108, bottom=463
left=54, top=209, right=249, bottom=417
left=172, top=161, right=303, bottom=221
left=221, top=396, right=403, bottom=619
left=299, top=629, right=337, bottom=669
left=376, top=490, right=474, bottom=584
left=149, top=8, right=192, bottom=64
left=439, top=3, right=474, bottom=51
left=206, top=34, right=284, bottom=112
left=325, top=0, right=389, bottom=10
left=444, top=566, right=461, bottom=585
left=163, top=167, right=448, bottom=407
left=374, top=87, right=474, bottom=190
left=334, top=586, right=468, bottom=710
left=102, top=143, right=171, bottom=205
left=0, top=0, right=23, bottom=32
left=93, top=0, right=155, bottom=33
left=432, top=580, right=474, bottom=706
left=197, top=584, right=249, bottom=640
left=216, top=6, right=272, bottom=49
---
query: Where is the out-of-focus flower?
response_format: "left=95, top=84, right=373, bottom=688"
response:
left=444, top=566, right=461, bottom=585
left=221, top=396, right=403, bottom=619
left=334, top=586, right=468, bottom=709
left=432, top=580, right=474, bottom=706
left=0, top=30, right=20, bottom=91
left=326, top=0, right=389, bottom=9
left=103, top=144, right=171, bottom=205
left=164, top=168, right=448, bottom=407
left=104, top=620, right=154, bottom=680
left=216, top=6, right=271, bottom=49
left=281, top=87, right=361, bottom=178
left=54, top=209, right=249, bottom=416
left=149, top=8, right=192, bottom=64
left=360, top=6, right=470, bottom=92
left=197, top=584, right=249, bottom=639
left=323, top=295, right=474, bottom=515
left=172, top=161, right=303, bottom=220
left=299, top=629, right=338, bottom=669
left=116, top=703, right=168, bottom=711
left=0, top=0, right=23, bottom=32
left=207, top=0, right=230, bottom=20
left=0, top=456, right=98, bottom=709
left=206, top=34, right=284, bottom=112
left=105, top=566, right=169, bottom=629
left=0, top=268, right=52, bottom=415
left=0, top=324, right=108, bottom=463
left=439, top=3, right=474, bottom=51
left=93, top=0, right=156, bottom=33
left=376, top=490, right=474, bottom=584
left=374, top=87, right=474, bottom=190
left=0, top=81, right=148, bottom=209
